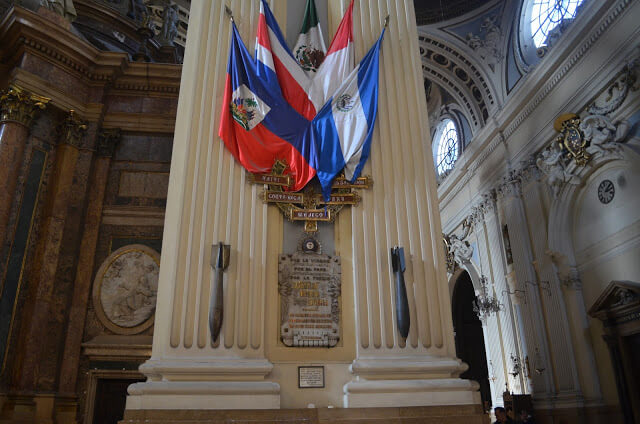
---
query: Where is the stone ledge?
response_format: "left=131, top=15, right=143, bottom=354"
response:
left=120, top=404, right=488, bottom=424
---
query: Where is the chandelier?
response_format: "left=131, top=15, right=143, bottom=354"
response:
left=472, top=275, right=502, bottom=318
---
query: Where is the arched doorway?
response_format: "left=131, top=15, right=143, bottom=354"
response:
left=452, top=271, right=492, bottom=411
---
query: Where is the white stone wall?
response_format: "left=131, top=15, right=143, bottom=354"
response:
left=437, top=0, right=640, bottom=411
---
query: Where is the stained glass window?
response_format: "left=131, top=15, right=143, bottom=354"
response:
left=530, top=0, right=584, bottom=48
left=436, top=119, right=459, bottom=176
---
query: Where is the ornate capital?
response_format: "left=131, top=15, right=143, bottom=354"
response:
left=496, top=169, right=522, bottom=199
left=0, top=86, right=50, bottom=127
left=57, top=110, right=87, bottom=148
left=479, top=190, right=497, bottom=215
left=97, top=128, right=122, bottom=157
left=520, top=156, right=542, bottom=184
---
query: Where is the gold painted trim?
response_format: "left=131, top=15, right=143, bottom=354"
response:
left=1, top=147, right=48, bottom=373
left=91, top=244, right=160, bottom=335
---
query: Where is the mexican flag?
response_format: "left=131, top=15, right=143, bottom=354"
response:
left=293, top=0, right=327, bottom=74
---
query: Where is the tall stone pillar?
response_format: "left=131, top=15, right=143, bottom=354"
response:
left=327, top=0, right=477, bottom=408
left=0, top=86, right=49, bottom=251
left=124, top=0, right=480, bottom=418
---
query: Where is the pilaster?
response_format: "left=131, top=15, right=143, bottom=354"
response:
left=58, top=128, right=122, bottom=395
left=496, top=171, right=553, bottom=398
left=520, top=175, right=583, bottom=404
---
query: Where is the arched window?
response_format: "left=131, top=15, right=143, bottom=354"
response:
left=433, top=119, right=459, bottom=177
left=518, top=0, right=586, bottom=66
left=529, top=0, right=584, bottom=48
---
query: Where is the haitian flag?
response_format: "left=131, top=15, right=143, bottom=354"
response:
left=313, top=28, right=385, bottom=200
left=256, top=0, right=354, bottom=121
left=219, top=23, right=318, bottom=192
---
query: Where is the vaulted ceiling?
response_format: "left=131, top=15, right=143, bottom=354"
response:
left=413, top=0, right=493, bottom=25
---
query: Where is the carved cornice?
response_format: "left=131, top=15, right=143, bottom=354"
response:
left=0, top=7, right=181, bottom=98
left=97, top=128, right=121, bottom=157
left=0, top=85, right=49, bottom=127
left=57, top=110, right=87, bottom=148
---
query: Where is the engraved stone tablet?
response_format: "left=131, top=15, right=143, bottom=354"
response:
left=279, top=237, right=341, bottom=347
left=298, top=366, right=325, bottom=388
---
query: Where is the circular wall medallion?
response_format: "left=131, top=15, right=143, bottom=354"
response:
left=597, top=179, right=615, bottom=204
left=92, top=244, right=160, bottom=335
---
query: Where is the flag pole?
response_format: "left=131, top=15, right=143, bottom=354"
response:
left=225, top=5, right=234, bottom=22
left=384, top=14, right=390, bottom=28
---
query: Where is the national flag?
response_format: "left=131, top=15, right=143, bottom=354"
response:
left=219, top=23, right=318, bottom=192
left=293, top=0, right=326, bottom=74
left=313, top=28, right=385, bottom=200
left=256, top=0, right=354, bottom=121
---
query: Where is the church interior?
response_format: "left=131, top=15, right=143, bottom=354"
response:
left=0, top=0, right=638, bottom=423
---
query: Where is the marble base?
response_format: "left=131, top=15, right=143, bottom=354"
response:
left=343, top=378, right=481, bottom=408
left=120, top=404, right=488, bottom=424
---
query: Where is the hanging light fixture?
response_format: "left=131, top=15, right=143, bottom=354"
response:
left=472, top=275, right=502, bottom=319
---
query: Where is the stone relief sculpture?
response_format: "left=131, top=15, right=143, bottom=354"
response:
left=93, top=246, right=160, bottom=333
left=448, top=234, right=473, bottom=267
left=466, top=15, right=501, bottom=71
left=580, top=114, right=630, bottom=156
left=536, top=142, right=580, bottom=197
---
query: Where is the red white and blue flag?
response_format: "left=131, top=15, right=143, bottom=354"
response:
left=256, top=0, right=354, bottom=121
left=218, top=23, right=318, bottom=192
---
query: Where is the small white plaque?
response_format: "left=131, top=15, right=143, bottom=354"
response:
left=298, top=366, right=325, bottom=389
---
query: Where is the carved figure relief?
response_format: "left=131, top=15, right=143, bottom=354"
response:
left=536, top=142, right=580, bottom=197
left=466, top=15, right=501, bottom=72
left=160, top=3, right=179, bottom=45
left=92, top=244, right=160, bottom=334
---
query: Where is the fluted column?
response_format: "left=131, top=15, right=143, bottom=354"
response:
left=340, top=0, right=478, bottom=408
left=520, top=173, right=582, bottom=403
left=0, top=86, right=49, bottom=251
left=469, top=200, right=506, bottom=407
left=125, top=0, right=281, bottom=411
left=482, top=193, right=524, bottom=396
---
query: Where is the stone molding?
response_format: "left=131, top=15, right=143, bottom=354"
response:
left=0, top=7, right=182, bottom=99
left=0, top=85, right=49, bottom=127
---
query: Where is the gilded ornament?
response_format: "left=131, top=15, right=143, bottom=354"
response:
left=0, top=85, right=49, bottom=127
left=57, top=110, right=88, bottom=148
left=250, top=159, right=369, bottom=233
left=554, top=114, right=590, bottom=167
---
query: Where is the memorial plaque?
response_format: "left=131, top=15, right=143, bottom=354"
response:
left=298, top=366, right=325, bottom=388
left=279, top=237, right=341, bottom=347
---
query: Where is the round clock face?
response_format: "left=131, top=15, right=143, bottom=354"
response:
left=597, top=180, right=615, bottom=204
